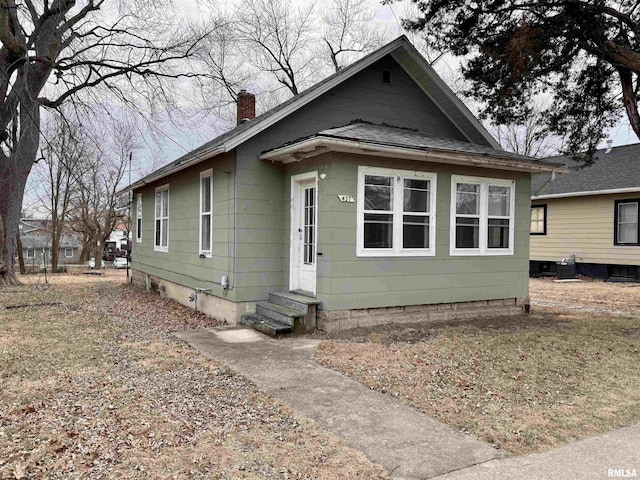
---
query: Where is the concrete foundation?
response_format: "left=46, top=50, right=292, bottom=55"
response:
left=131, top=269, right=249, bottom=324
left=317, top=297, right=529, bottom=333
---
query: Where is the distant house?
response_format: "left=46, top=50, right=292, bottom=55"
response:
left=104, top=220, right=131, bottom=255
left=19, top=219, right=81, bottom=267
left=531, top=143, right=640, bottom=281
left=121, top=36, right=561, bottom=333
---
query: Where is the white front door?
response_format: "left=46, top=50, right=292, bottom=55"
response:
left=290, top=173, right=318, bottom=295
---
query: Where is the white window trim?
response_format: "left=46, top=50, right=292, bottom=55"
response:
left=64, top=248, right=73, bottom=258
left=450, top=175, right=515, bottom=256
left=199, top=169, right=213, bottom=257
left=136, top=194, right=143, bottom=243
left=154, top=184, right=169, bottom=252
left=357, top=166, right=437, bottom=257
left=26, top=249, right=35, bottom=259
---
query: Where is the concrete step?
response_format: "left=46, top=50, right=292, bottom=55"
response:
left=269, top=291, right=319, bottom=314
left=256, top=301, right=305, bottom=327
left=240, top=313, right=292, bottom=337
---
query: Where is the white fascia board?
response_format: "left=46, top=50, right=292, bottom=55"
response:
left=532, top=187, right=640, bottom=200
left=260, top=137, right=563, bottom=174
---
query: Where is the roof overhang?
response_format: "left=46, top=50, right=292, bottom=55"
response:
left=260, top=137, right=566, bottom=174
left=117, top=146, right=225, bottom=195
left=532, top=186, right=640, bottom=200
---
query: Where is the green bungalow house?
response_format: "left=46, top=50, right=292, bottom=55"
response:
left=122, top=36, right=562, bottom=334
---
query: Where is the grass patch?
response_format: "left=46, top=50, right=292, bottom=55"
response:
left=316, top=309, right=640, bottom=455
left=1, top=276, right=385, bottom=479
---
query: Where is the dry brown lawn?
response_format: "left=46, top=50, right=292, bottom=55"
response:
left=530, top=277, right=640, bottom=314
left=1, top=273, right=385, bottom=479
left=316, top=304, right=640, bottom=456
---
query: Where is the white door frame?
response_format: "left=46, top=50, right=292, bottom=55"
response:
left=290, top=171, right=318, bottom=295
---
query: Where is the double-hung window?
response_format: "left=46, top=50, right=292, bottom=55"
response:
left=357, top=166, right=436, bottom=256
left=64, top=248, right=73, bottom=258
left=26, top=249, right=35, bottom=259
left=450, top=175, right=515, bottom=255
left=154, top=185, right=169, bottom=252
left=614, top=199, right=640, bottom=246
left=136, top=194, right=143, bottom=243
left=199, top=170, right=213, bottom=257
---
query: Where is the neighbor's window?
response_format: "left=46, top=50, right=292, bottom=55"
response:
left=450, top=175, right=515, bottom=255
left=64, top=248, right=73, bottom=258
left=26, top=249, right=35, bottom=259
left=199, top=170, right=213, bottom=256
left=357, top=166, right=436, bottom=256
left=530, top=205, right=547, bottom=235
left=136, top=194, right=143, bottom=243
left=154, top=184, right=169, bottom=252
left=615, top=199, right=640, bottom=246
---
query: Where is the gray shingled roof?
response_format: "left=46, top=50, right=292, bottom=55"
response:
left=269, top=122, right=561, bottom=167
left=532, top=143, right=640, bottom=197
left=318, top=122, right=550, bottom=162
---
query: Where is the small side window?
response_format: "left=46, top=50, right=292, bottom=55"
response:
left=382, top=68, right=392, bottom=85
left=530, top=205, right=547, bottom=235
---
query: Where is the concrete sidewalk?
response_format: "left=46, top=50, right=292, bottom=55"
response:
left=433, top=422, right=640, bottom=480
left=175, top=326, right=501, bottom=479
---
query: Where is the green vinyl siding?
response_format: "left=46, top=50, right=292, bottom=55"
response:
left=231, top=54, right=470, bottom=302
left=131, top=152, right=236, bottom=301
left=283, top=156, right=530, bottom=311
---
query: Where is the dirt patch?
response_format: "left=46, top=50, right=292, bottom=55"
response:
left=307, top=312, right=570, bottom=345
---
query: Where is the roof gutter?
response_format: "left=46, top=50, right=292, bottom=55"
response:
left=260, top=137, right=566, bottom=174
left=117, top=146, right=226, bottom=195
left=532, top=186, right=640, bottom=200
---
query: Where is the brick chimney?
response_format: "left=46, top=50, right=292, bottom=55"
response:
left=236, top=89, right=256, bottom=125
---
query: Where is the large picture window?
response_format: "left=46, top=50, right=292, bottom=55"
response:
left=136, top=194, right=143, bottom=243
left=450, top=175, right=515, bottom=256
left=614, top=199, right=640, bottom=246
left=154, top=184, right=169, bottom=252
left=199, top=170, right=213, bottom=257
left=357, top=166, right=436, bottom=256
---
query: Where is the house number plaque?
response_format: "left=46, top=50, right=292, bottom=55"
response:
left=337, top=195, right=355, bottom=203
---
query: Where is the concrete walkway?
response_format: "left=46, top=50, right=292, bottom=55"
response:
left=175, top=326, right=501, bottom=479
left=433, top=422, right=640, bottom=480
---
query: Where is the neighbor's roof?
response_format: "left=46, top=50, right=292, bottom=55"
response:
left=532, top=143, right=640, bottom=199
left=261, top=122, right=564, bottom=173
left=121, top=35, right=502, bottom=193
left=21, top=234, right=80, bottom=250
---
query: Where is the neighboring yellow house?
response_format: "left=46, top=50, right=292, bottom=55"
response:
left=531, top=143, right=640, bottom=281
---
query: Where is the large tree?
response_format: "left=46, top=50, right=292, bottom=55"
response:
left=394, top=0, right=640, bottom=158
left=0, top=0, right=215, bottom=285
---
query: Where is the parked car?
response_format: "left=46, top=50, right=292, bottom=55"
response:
left=113, top=257, right=130, bottom=269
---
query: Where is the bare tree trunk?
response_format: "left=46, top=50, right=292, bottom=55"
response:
left=50, top=230, right=60, bottom=273
left=0, top=99, right=41, bottom=286
left=16, top=231, right=25, bottom=274
left=0, top=164, right=29, bottom=286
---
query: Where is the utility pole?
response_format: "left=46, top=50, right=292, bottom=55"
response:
left=126, top=152, right=132, bottom=283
